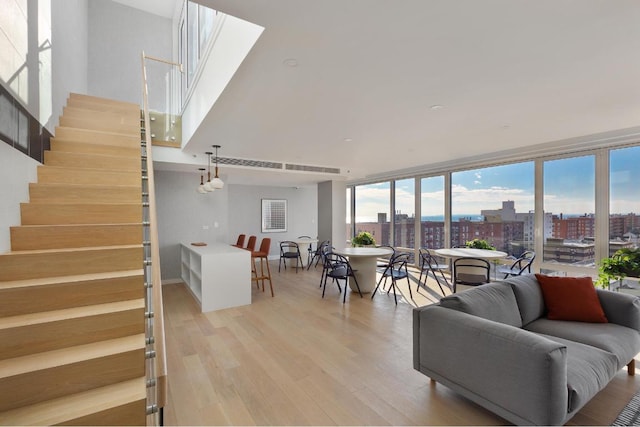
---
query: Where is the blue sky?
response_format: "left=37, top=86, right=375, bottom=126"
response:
left=353, top=146, right=640, bottom=222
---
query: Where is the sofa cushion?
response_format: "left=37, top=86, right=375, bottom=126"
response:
left=526, top=318, right=640, bottom=371
left=440, top=282, right=522, bottom=327
left=503, top=274, right=546, bottom=326
left=537, top=333, right=618, bottom=413
left=535, top=274, right=608, bottom=323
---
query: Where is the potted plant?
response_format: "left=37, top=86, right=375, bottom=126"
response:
left=596, top=248, right=640, bottom=288
left=352, top=231, right=376, bottom=247
left=465, top=238, right=496, bottom=250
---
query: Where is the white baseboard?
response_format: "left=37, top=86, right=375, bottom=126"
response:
left=162, top=278, right=183, bottom=285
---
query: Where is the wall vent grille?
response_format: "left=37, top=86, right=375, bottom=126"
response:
left=285, top=164, right=341, bottom=174
left=217, top=157, right=283, bottom=169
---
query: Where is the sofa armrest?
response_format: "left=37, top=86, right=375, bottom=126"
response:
left=597, top=289, right=640, bottom=331
left=413, top=305, right=568, bottom=425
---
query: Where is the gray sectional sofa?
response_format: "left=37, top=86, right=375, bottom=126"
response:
left=412, top=274, right=640, bottom=425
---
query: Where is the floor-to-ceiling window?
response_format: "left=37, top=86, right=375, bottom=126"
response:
left=420, top=176, right=445, bottom=250
left=543, top=155, right=595, bottom=266
left=346, top=186, right=352, bottom=240
left=451, top=162, right=534, bottom=257
left=394, top=178, right=415, bottom=249
left=609, top=146, right=640, bottom=255
left=354, top=182, right=391, bottom=246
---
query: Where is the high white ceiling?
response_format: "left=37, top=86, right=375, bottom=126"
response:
left=140, top=0, right=640, bottom=186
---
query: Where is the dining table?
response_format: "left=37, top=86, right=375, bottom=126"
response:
left=333, top=246, right=394, bottom=293
left=291, top=237, right=319, bottom=266
left=433, top=248, right=508, bottom=261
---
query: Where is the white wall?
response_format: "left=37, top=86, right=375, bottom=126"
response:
left=154, top=169, right=230, bottom=282
left=0, top=143, right=39, bottom=252
left=87, top=1, right=172, bottom=106
left=227, top=184, right=318, bottom=260
left=51, top=0, right=88, bottom=131
left=154, top=168, right=318, bottom=282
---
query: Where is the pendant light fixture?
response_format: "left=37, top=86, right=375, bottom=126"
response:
left=203, top=151, right=215, bottom=192
left=210, top=144, right=224, bottom=189
left=197, top=168, right=208, bottom=193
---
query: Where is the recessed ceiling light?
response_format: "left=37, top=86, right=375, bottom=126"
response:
left=502, top=125, right=511, bottom=130
left=430, top=104, right=444, bottom=111
left=343, top=138, right=353, bottom=142
left=283, top=58, right=298, bottom=67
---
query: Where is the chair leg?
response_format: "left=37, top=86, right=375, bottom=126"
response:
left=371, top=275, right=385, bottom=299
left=417, top=269, right=425, bottom=293
left=263, top=257, right=273, bottom=297
left=406, top=276, right=413, bottom=300
left=391, top=279, right=398, bottom=305
left=351, top=275, right=363, bottom=298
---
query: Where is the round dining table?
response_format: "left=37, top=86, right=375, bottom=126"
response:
left=291, top=237, right=319, bottom=266
left=434, top=248, right=507, bottom=260
left=333, top=246, right=394, bottom=293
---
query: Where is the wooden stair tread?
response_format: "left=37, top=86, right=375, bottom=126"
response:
left=0, top=377, right=146, bottom=426
left=0, top=334, right=145, bottom=379
left=45, top=150, right=141, bottom=161
left=30, top=182, right=140, bottom=190
left=54, top=126, right=140, bottom=139
left=0, top=269, right=143, bottom=291
left=0, top=299, right=144, bottom=330
left=69, top=93, right=140, bottom=109
left=2, top=244, right=142, bottom=256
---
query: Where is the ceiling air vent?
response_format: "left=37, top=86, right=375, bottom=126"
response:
left=285, top=163, right=341, bottom=174
left=217, top=157, right=283, bottom=169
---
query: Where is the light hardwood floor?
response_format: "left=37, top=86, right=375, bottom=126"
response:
left=162, top=261, right=640, bottom=425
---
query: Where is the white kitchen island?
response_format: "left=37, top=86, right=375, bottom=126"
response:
left=180, top=242, right=251, bottom=312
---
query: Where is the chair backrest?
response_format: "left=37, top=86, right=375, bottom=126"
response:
left=245, top=235, right=257, bottom=252
left=298, top=235, right=311, bottom=239
left=235, top=234, right=246, bottom=247
left=257, top=238, right=271, bottom=255
left=325, top=252, right=352, bottom=277
left=389, top=252, right=410, bottom=270
left=315, top=240, right=330, bottom=255
left=513, top=251, right=535, bottom=274
left=453, top=257, right=490, bottom=287
left=280, top=241, right=300, bottom=255
left=419, top=248, right=437, bottom=268
left=376, top=245, right=396, bottom=259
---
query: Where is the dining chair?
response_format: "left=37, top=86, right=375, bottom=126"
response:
left=251, top=238, right=273, bottom=296
left=318, top=243, right=335, bottom=288
left=322, top=252, right=362, bottom=303
left=279, top=241, right=303, bottom=272
left=497, top=251, right=536, bottom=279
left=375, top=245, right=396, bottom=270
left=453, top=257, right=490, bottom=293
left=417, top=248, right=450, bottom=296
left=308, top=240, right=330, bottom=270
left=372, top=252, right=412, bottom=305
left=233, top=234, right=246, bottom=248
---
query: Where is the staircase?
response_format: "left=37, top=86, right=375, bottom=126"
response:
left=0, top=94, right=153, bottom=425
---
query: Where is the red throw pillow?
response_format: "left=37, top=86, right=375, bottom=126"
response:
left=535, top=274, right=608, bottom=323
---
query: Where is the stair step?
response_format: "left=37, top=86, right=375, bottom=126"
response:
left=0, top=334, right=145, bottom=413
left=29, top=183, right=142, bottom=204
left=0, top=245, right=143, bottom=281
left=11, top=223, right=143, bottom=250
left=0, top=377, right=146, bottom=426
left=54, top=127, right=140, bottom=147
left=44, top=151, right=141, bottom=171
left=50, top=138, right=141, bottom=158
left=59, top=116, right=140, bottom=135
left=21, top=202, right=142, bottom=225
left=0, top=270, right=144, bottom=317
left=37, top=165, right=142, bottom=186
left=0, top=299, right=145, bottom=360
left=62, top=106, right=140, bottom=127
left=67, top=93, right=140, bottom=113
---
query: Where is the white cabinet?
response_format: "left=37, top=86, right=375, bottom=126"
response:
left=180, top=242, right=251, bottom=312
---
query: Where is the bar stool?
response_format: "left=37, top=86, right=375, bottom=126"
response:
left=252, top=238, right=273, bottom=297
left=233, top=234, right=246, bottom=248
left=244, top=235, right=257, bottom=252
